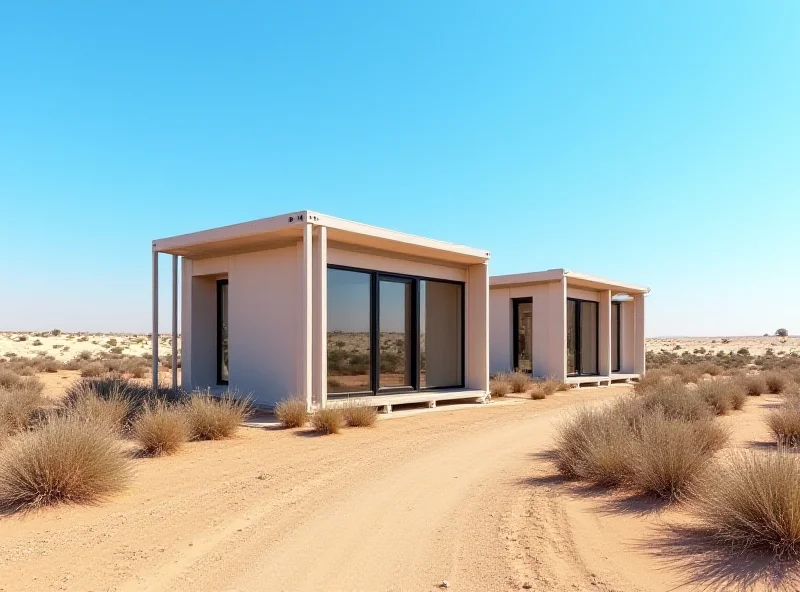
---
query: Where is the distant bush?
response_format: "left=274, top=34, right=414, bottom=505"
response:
left=51, top=329, right=61, bottom=336
left=0, top=381, right=46, bottom=438
left=739, top=374, right=768, bottom=396
left=765, top=371, right=790, bottom=394
left=80, top=362, right=106, bottom=378
left=32, top=340, right=42, bottom=347
left=0, top=370, right=21, bottom=389
left=63, top=391, right=131, bottom=434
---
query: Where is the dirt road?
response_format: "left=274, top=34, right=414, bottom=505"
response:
left=3, top=384, right=779, bottom=592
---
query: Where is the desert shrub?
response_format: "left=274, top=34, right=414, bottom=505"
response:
left=507, top=372, right=532, bottom=394
left=489, top=379, right=509, bottom=398
left=694, top=380, right=734, bottom=416
left=633, top=369, right=667, bottom=395
left=766, top=399, right=800, bottom=447
left=311, top=407, right=345, bottom=434
left=530, top=386, right=547, bottom=400
left=41, top=360, right=60, bottom=373
left=65, top=377, right=185, bottom=418
left=0, top=370, right=20, bottom=389
left=0, top=383, right=47, bottom=437
left=553, top=401, right=640, bottom=485
left=63, top=392, right=131, bottom=434
left=696, top=361, right=723, bottom=376
left=0, top=416, right=130, bottom=512
left=691, top=450, right=800, bottom=557
left=274, top=398, right=309, bottom=428
left=671, top=365, right=702, bottom=384
left=343, top=403, right=377, bottom=427
left=639, top=379, right=714, bottom=422
left=80, top=362, right=106, bottom=378
left=185, top=393, right=251, bottom=440
left=536, top=378, right=569, bottom=397
left=764, top=371, right=790, bottom=394
left=132, top=402, right=190, bottom=456
left=739, top=374, right=768, bottom=396
left=32, top=340, right=42, bottom=347
left=626, top=412, right=729, bottom=500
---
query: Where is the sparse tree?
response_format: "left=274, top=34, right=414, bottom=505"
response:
left=776, top=328, right=789, bottom=343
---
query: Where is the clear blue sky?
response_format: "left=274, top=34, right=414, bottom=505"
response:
left=1, top=1, right=798, bottom=336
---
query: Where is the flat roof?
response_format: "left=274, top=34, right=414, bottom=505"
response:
left=153, top=210, right=490, bottom=265
left=490, top=268, right=650, bottom=295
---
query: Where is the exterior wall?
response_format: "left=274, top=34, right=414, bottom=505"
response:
left=633, top=294, right=646, bottom=374
left=598, top=290, right=612, bottom=377
left=488, top=279, right=567, bottom=380
left=465, top=262, right=489, bottom=391
left=620, top=300, right=636, bottom=374
left=182, top=246, right=300, bottom=407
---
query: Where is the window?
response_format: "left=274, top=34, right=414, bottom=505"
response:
left=512, top=298, right=533, bottom=373
left=217, top=279, right=229, bottom=385
left=327, top=268, right=372, bottom=394
left=327, top=266, right=464, bottom=396
left=567, top=297, right=599, bottom=376
left=611, top=301, right=621, bottom=372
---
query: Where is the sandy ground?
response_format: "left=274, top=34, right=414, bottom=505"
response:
left=0, top=375, right=793, bottom=592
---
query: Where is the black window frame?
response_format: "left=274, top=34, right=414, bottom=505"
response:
left=512, top=297, right=533, bottom=373
left=611, top=301, right=621, bottom=373
left=327, top=264, right=465, bottom=397
left=216, top=278, right=229, bottom=386
left=567, top=297, right=600, bottom=377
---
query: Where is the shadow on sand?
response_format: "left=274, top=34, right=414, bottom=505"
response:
left=642, top=524, right=800, bottom=592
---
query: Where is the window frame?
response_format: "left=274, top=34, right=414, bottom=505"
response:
left=512, top=297, right=533, bottom=373
left=327, top=264, right=465, bottom=397
left=611, top=301, right=621, bottom=373
left=567, top=296, right=600, bottom=377
left=216, top=278, right=229, bottom=386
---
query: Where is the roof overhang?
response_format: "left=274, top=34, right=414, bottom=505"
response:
left=153, top=210, right=490, bottom=266
left=490, top=268, right=650, bottom=295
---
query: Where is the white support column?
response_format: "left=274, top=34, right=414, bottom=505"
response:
left=152, top=247, right=159, bottom=390
left=466, top=262, right=489, bottom=393
left=556, top=276, right=568, bottom=381
left=171, top=254, right=179, bottom=390
left=599, top=290, right=612, bottom=378
left=633, top=294, right=646, bottom=375
left=312, top=226, right=327, bottom=408
left=298, top=223, right=314, bottom=409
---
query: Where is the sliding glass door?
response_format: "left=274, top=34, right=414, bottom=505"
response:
left=611, top=301, right=621, bottom=372
left=567, top=298, right=599, bottom=376
left=378, top=278, right=414, bottom=390
left=327, top=265, right=464, bottom=396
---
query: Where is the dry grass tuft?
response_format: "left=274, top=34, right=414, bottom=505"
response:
left=342, top=404, right=377, bottom=427
left=506, top=372, right=532, bottom=394
left=63, top=392, right=131, bottom=433
left=639, top=379, right=714, bottom=422
left=529, top=386, right=547, bottom=400
left=0, top=416, right=130, bottom=512
left=185, top=393, right=251, bottom=440
left=311, top=407, right=345, bottom=435
left=739, top=374, right=768, bottom=396
left=691, top=450, right=800, bottom=557
left=554, top=401, right=640, bottom=486
left=0, top=370, right=21, bottom=389
left=633, top=369, right=668, bottom=395
left=80, top=362, right=106, bottom=378
left=0, top=383, right=47, bottom=437
left=694, top=380, right=735, bottom=416
left=626, top=413, right=729, bottom=500
left=766, top=399, right=800, bottom=447
left=132, top=402, right=190, bottom=456
left=489, top=379, right=509, bottom=398
left=765, top=371, right=791, bottom=394
left=274, top=398, right=309, bottom=428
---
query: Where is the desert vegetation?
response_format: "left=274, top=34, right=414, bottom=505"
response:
left=490, top=372, right=568, bottom=400
left=0, top=371, right=251, bottom=514
left=311, top=407, right=345, bottom=435
left=275, top=398, right=310, bottom=428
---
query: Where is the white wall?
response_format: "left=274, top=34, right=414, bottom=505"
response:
left=620, top=300, right=635, bottom=373
left=184, top=246, right=299, bottom=406
left=489, top=279, right=567, bottom=380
